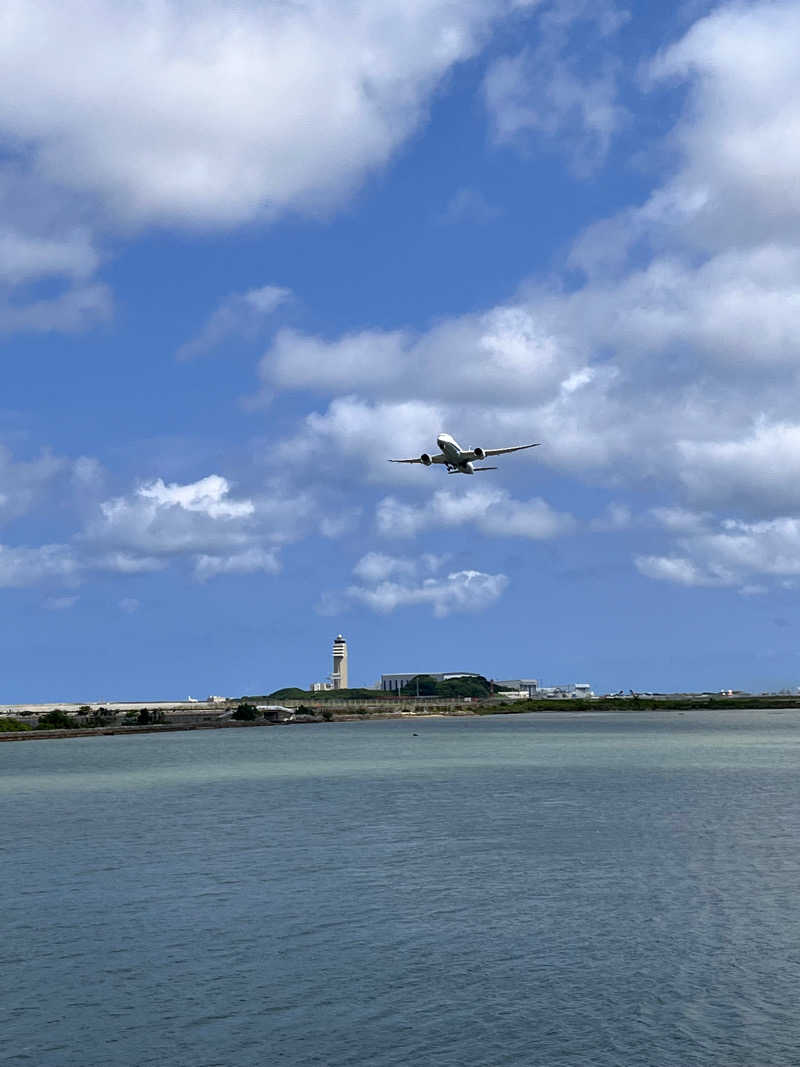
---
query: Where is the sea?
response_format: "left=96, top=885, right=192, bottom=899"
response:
left=2, top=710, right=799, bottom=1067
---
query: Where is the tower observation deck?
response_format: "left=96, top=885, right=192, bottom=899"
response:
left=332, top=634, right=348, bottom=690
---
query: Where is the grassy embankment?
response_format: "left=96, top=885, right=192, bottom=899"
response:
left=476, top=695, right=800, bottom=713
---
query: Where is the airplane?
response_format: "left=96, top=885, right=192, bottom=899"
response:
left=390, top=433, right=540, bottom=475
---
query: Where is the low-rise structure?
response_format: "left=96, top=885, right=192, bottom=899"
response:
left=537, top=683, right=594, bottom=698
left=497, top=678, right=539, bottom=698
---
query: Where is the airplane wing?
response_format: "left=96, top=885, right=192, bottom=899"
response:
left=462, top=443, right=540, bottom=460
left=389, top=453, right=447, bottom=464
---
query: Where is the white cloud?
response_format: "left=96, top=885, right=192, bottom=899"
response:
left=646, top=1, right=800, bottom=249
left=137, top=476, right=254, bottom=520
left=352, top=552, right=419, bottom=584
left=0, top=445, right=107, bottom=526
left=439, top=187, right=502, bottom=225
left=590, top=502, right=631, bottom=532
left=350, top=569, right=508, bottom=617
left=649, top=507, right=709, bottom=535
left=635, top=554, right=726, bottom=589
left=376, top=486, right=575, bottom=540
left=94, top=552, right=166, bottom=575
left=351, top=551, right=444, bottom=584
left=0, top=227, right=98, bottom=287
left=318, top=510, right=362, bottom=539
left=87, top=474, right=257, bottom=562
left=44, top=595, right=79, bottom=611
left=0, top=0, right=510, bottom=229
left=82, top=472, right=313, bottom=581
left=258, top=1, right=800, bottom=540
left=0, top=284, right=112, bottom=335
left=321, top=553, right=508, bottom=616
left=0, top=544, right=80, bottom=588
left=637, top=515, right=800, bottom=592
left=276, top=396, right=448, bottom=481
left=263, top=304, right=569, bottom=408
left=483, top=1, right=628, bottom=171
left=177, top=284, right=292, bottom=360
left=0, top=447, right=65, bottom=524
left=194, top=547, right=280, bottom=581
left=119, top=597, right=141, bottom=613
left=0, top=1, right=529, bottom=333
left=677, top=422, right=800, bottom=515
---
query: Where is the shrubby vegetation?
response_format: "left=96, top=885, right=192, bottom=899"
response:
left=0, top=717, right=32, bottom=732
left=79, top=706, right=116, bottom=727
left=263, top=686, right=387, bottom=701
left=233, top=703, right=259, bottom=721
left=35, top=709, right=78, bottom=729
left=405, top=675, right=504, bottom=698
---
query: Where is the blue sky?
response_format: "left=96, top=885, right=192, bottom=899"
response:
left=3, top=0, right=800, bottom=700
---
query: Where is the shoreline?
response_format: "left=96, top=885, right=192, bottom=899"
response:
left=2, top=701, right=799, bottom=742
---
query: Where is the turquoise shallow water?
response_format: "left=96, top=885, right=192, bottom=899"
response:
left=3, top=710, right=800, bottom=1066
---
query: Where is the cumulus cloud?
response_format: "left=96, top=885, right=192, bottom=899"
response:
left=177, top=284, right=292, bottom=360
left=0, top=1, right=530, bottom=332
left=637, top=515, right=800, bottom=592
left=86, top=474, right=258, bottom=571
left=275, top=396, right=448, bottom=481
left=438, top=187, right=502, bottom=225
left=0, top=284, right=112, bottom=335
left=321, top=553, right=508, bottom=616
left=376, top=486, right=576, bottom=539
left=483, top=0, right=629, bottom=171
left=81, top=472, right=314, bottom=580
left=260, top=0, right=800, bottom=559
left=194, top=547, right=280, bottom=581
left=44, top=595, right=79, bottom=611
left=351, top=551, right=444, bottom=583
left=646, top=1, right=800, bottom=249
left=0, top=226, right=99, bottom=287
left=677, top=422, right=800, bottom=515
left=0, top=448, right=65, bottom=524
left=0, top=0, right=511, bottom=229
left=590, top=502, right=631, bottom=532
left=0, top=544, right=80, bottom=588
left=0, top=446, right=107, bottom=525
left=262, top=305, right=569, bottom=408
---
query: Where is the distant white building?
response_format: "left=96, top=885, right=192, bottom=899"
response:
left=537, top=683, right=594, bottom=698
left=497, top=679, right=539, bottom=698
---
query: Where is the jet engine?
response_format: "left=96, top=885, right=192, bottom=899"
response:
left=420, top=453, right=433, bottom=466
left=472, top=446, right=486, bottom=461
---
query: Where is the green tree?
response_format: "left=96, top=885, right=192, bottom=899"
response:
left=233, top=703, right=259, bottom=721
left=36, top=709, right=77, bottom=729
left=0, top=717, right=32, bottom=732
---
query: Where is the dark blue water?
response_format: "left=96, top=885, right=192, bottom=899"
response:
left=3, top=711, right=799, bottom=1066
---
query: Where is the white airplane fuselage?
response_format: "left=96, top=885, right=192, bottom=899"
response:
left=437, top=434, right=475, bottom=474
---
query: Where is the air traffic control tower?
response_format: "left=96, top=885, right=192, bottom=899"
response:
left=332, top=634, right=348, bottom=690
